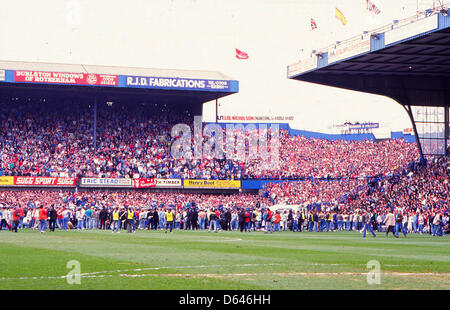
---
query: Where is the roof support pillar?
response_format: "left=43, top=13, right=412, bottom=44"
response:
left=402, top=104, right=425, bottom=165
left=93, top=96, right=97, bottom=152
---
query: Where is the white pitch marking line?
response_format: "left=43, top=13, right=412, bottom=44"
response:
left=119, top=272, right=450, bottom=278
left=3, top=262, right=446, bottom=281
left=0, top=263, right=282, bottom=281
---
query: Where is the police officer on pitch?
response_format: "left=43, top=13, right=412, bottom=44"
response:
left=48, top=205, right=58, bottom=232
left=224, top=208, right=232, bottom=231
left=126, top=207, right=135, bottom=233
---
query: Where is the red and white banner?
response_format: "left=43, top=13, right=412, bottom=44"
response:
left=133, top=178, right=157, bottom=188
left=133, top=178, right=182, bottom=188
left=14, top=70, right=118, bottom=86
left=14, top=177, right=77, bottom=187
left=235, top=48, right=249, bottom=59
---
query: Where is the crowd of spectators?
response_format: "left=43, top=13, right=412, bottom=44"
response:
left=1, top=101, right=419, bottom=180
left=349, top=156, right=449, bottom=216
left=243, top=132, right=419, bottom=179
left=262, top=178, right=368, bottom=206
left=2, top=99, right=447, bottom=236
left=261, top=156, right=449, bottom=236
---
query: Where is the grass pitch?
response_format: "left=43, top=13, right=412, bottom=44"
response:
left=0, top=229, right=448, bottom=290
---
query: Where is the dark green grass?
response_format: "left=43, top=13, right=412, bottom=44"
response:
left=0, top=229, right=448, bottom=289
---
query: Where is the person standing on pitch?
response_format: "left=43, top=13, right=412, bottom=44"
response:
left=11, top=206, right=20, bottom=233
left=298, top=210, right=305, bottom=232
left=395, top=210, right=407, bottom=238
left=238, top=208, right=246, bottom=232
left=362, top=210, right=376, bottom=238
left=384, top=208, right=396, bottom=237
left=99, top=206, right=108, bottom=230
left=48, top=205, right=57, bottom=232
left=126, top=207, right=135, bottom=233
left=264, top=208, right=274, bottom=234
left=152, top=208, right=159, bottom=230
left=112, top=207, right=121, bottom=233
left=208, top=208, right=218, bottom=233
left=17, top=205, right=24, bottom=229
left=165, top=208, right=174, bottom=233
left=38, top=205, right=48, bottom=234
left=224, top=208, right=231, bottom=231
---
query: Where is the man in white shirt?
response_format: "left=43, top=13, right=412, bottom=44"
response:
left=76, top=208, right=85, bottom=230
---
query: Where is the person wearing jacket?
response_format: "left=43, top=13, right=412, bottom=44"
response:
left=126, top=207, right=135, bottom=233
left=362, top=210, right=376, bottom=238
left=273, top=211, right=282, bottom=232
left=56, top=207, right=63, bottom=230
left=48, top=205, right=58, bottom=232
left=62, top=208, right=71, bottom=231
left=243, top=210, right=250, bottom=232
left=384, top=208, right=396, bottom=237
left=238, top=209, right=246, bottom=232
left=208, top=209, right=218, bottom=233
left=17, top=205, right=24, bottom=229
left=298, top=210, right=305, bottom=232
left=12, top=206, right=20, bottom=233
left=224, top=209, right=231, bottom=231
left=38, top=205, right=48, bottom=234
left=99, top=207, right=108, bottom=230
left=152, top=208, right=159, bottom=230
left=165, top=208, right=174, bottom=234
left=395, top=210, right=407, bottom=238
left=433, top=212, right=443, bottom=236
left=264, top=208, right=274, bottom=234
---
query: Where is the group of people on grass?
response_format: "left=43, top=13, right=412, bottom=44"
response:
left=1, top=200, right=448, bottom=237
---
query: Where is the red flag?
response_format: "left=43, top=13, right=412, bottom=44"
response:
left=366, top=0, right=381, bottom=15
left=311, top=18, right=317, bottom=30
left=235, top=48, right=249, bottom=59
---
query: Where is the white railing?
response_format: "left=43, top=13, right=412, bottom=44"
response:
left=315, top=2, right=449, bottom=56
left=288, top=3, right=450, bottom=76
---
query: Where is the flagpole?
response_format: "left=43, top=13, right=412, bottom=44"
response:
left=215, top=99, right=218, bottom=124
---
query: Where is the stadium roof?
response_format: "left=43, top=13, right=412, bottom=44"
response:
left=287, top=7, right=450, bottom=158
left=0, top=59, right=233, bottom=81
left=287, top=9, right=450, bottom=107
left=0, top=60, right=239, bottom=105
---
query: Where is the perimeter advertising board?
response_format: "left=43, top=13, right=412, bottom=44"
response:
left=0, top=176, right=14, bottom=186
left=125, top=75, right=231, bottom=91
left=183, top=179, right=241, bottom=189
left=80, top=178, right=133, bottom=188
left=14, top=70, right=118, bottom=86
left=13, top=177, right=76, bottom=187
left=133, top=178, right=182, bottom=188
